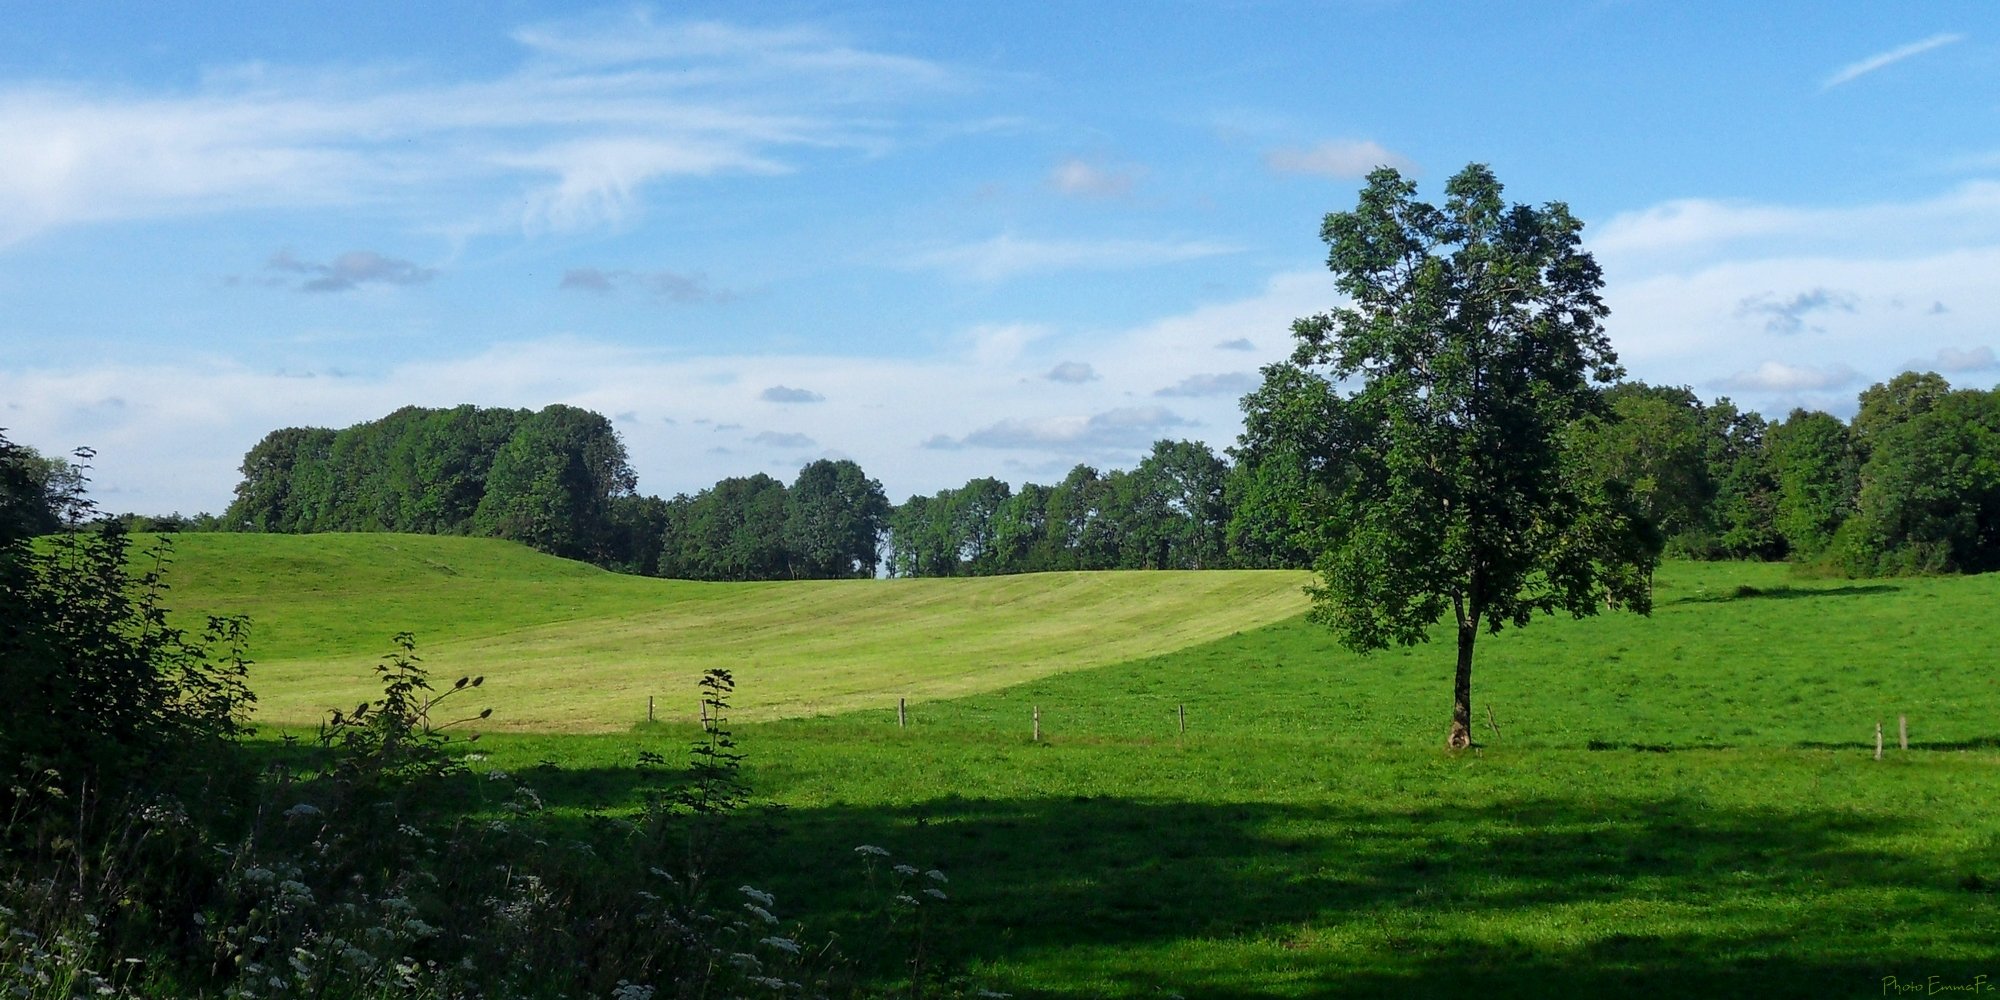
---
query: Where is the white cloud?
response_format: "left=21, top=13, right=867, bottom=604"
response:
left=1904, top=345, right=1997, bottom=374
left=749, top=430, right=816, bottom=448
left=1045, top=361, right=1098, bottom=384
left=1154, top=372, right=1258, bottom=398
left=559, top=267, right=733, bottom=302
left=1822, top=33, right=1964, bottom=90
left=1590, top=181, right=2000, bottom=273
left=909, top=234, right=1239, bottom=281
left=1047, top=157, right=1139, bottom=199
left=267, top=249, right=436, bottom=293
left=1591, top=183, right=2000, bottom=417
left=759, top=385, right=824, bottom=403
left=0, top=14, right=957, bottom=247
left=1733, top=287, right=1856, bottom=335
left=0, top=271, right=1333, bottom=513
left=965, top=323, right=1051, bottom=366
left=1264, top=139, right=1413, bottom=179
left=942, top=406, right=1194, bottom=452
left=1714, top=361, right=1862, bottom=393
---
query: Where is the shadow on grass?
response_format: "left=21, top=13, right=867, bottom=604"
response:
left=732, top=791, right=1994, bottom=999
left=1796, top=735, right=2000, bottom=752
left=1667, top=583, right=1900, bottom=606
left=235, top=740, right=1996, bottom=998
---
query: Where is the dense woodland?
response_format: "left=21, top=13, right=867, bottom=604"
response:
left=195, top=366, right=2000, bottom=582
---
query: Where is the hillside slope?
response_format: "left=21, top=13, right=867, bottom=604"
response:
left=152, top=533, right=1312, bottom=731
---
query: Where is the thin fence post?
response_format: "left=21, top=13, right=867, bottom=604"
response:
left=1899, top=714, right=1909, bottom=751
left=1033, top=705, right=1040, bottom=743
left=898, top=697, right=907, bottom=729
left=1178, top=703, right=1186, bottom=736
left=1875, top=721, right=1884, bottom=761
left=648, top=695, right=654, bottom=723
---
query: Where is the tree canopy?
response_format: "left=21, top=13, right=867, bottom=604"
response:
left=1284, top=163, right=1660, bottom=748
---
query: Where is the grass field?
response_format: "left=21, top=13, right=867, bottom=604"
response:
left=159, top=533, right=2000, bottom=997
left=153, top=533, right=1312, bottom=729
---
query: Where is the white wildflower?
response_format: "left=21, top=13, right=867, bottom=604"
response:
left=738, top=886, right=775, bottom=908
left=760, top=936, right=801, bottom=955
left=892, top=864, right=918, bottom=877
left=853, top=844, right=890, bottom=858
left=610, top=981, right=655, bottom=1000
left=281, top=803, right=321, bottom=821
left=925, top=869, right=948, bottom=883
left=743, top=904, right=777, bottom=925
left=923, top=887, right=948, bottom=901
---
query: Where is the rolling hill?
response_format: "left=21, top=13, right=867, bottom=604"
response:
left=150, top=532, right=1313, bottom=731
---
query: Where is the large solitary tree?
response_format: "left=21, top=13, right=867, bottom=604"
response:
left=1290, top=164, right=1660, bottom=748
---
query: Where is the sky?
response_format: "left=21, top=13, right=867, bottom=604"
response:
left=0, top=2, right=1994, bottom=515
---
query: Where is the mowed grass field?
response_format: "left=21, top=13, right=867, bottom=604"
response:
left=153, top=533, right=1313, bottom=729
left=158, top=533, right=2000, bottom=997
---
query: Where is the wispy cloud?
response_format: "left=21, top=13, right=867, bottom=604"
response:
left=1714, top=360, right=1861, bottom=393
left=930, top=405, right=1194, bottom=452
left=1045, top=361, right=1099, bottom=384
left=1823, top=33, right=1964, bottom=89
left=1903, top=345, right=1997, bottom=374
left=559, top=267, right=734, bottom=303
left=267, top=249, right=436, bottom=293
left=0, top=271, right=1343, bottom=514
left=1734, top=288, right=1856, bottom=335
left=910, top=234, right=1238, bottom=281
left=0, top=12, right=958, bottom=247
left=1589, top=181, right=2000, bottom=268
left=759, top=385, right=824, bottom=403
left=750, top=430, right=816, bottom=448
left=1215, top=338, right=1256, bottom=352
left=1047, top=157, right=1139, bottom=199
left=1154, top=372, right=1258, bottom=398
left=1264, top=139, right=1413, bottom=179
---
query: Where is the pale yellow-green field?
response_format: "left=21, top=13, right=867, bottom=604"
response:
left=153, top=533, right=1312, bottom=732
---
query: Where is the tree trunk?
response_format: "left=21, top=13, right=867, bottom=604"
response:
left=1448, top=623, right=1476, bottom=749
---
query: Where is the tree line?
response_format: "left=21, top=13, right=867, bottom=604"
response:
left=1558, top=370, right=2000, bottom=576
left=82, top=364, right=2000, bottom=586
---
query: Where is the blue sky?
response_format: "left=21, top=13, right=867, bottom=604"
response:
left=1, top=2, right=1994, bottom=514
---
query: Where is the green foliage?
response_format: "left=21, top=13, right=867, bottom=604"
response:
left=0, top=435, right=83, bottom=539
left=783, top=459, right=890, bottom=578
left=1288, top=164, right=1659, bottom=747
left=1836, top=386, right=2000, bottom=575
left=226, top=404, right=646, bottom=565
left=1851, top=369, right=1951, bottom=460
left=0, top=434, right=255, bottom=805
left=313, top=632, right=489, bottom=793
left=1226, top=363, right=1347, bottom=569
left=1701, top=398, right=1784, bottom=560
left=1768, top=407, right=1860, bottom=560
left=663, top=472, right=792, bottom=580
left=1568, top=383, right=1712, bottom=551
left=473, top=404, right=637, bottom=560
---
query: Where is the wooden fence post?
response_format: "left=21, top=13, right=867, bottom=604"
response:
left=1899, top=714, right=1908, bottom=751
left=1033, top=705, right=1040, bottom=743
left=898, top=697, right=907, bottom=728
left=647, top=695, right=654, bottom=723
left=1874, top=721, right=1883, bottom=761
left=1178, top=703, right=1186, bottom=736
